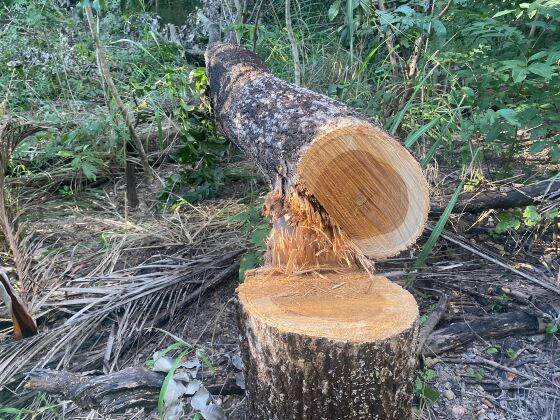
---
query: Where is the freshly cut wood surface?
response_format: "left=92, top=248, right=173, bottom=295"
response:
left=206, top=42, right=429, bottom=260
left=239, top=270, right=418, bottom=341
left=237, top=270, right=419, bottom=419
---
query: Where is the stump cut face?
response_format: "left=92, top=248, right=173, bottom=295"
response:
left=239, top=272, right=418, bottom=342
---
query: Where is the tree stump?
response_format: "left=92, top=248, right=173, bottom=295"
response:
left=238, top=271, right=419, bottom=419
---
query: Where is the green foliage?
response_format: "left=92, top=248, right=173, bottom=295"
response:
left=415, top=368, right=439, bottom=403
left=505, top=347, right=518, bottom=359
left=494, top=204, right=551, bottom=234
left=485, top=345, right=500, bottom=355
left=3, top=0, right=229, bottom=205
left=231, top=199, right=270, bottom=281
left=491, top=293, right=511, bottom=312
left=160, top=68, right=230, bottom=206
left=545, top=321, right=558, bottom=334
left=467, top=367, right=485, bottom=383
left=158, top=346, right=191, bottom=417
left=0, top=393, right=62, bottom=419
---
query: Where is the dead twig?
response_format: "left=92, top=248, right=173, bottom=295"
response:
left=417, top=293, right=448, bottom=355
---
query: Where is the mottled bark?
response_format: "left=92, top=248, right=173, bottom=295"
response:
left=205, top=43, right=429, bottom=260
left=238, top=299, right=419, bottom=420
left=205, top=42, right=368, bottom=193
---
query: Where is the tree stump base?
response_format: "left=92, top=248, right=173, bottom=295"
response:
left=237, top=270, right=419, bottom=420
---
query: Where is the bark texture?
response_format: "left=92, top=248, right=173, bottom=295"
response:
left=430, top=180, right=560, bottom=215
left=205, top=42, right=370, bottom=191
left=237, top=273, right=420, bottom=420
left=25, top=367, right=243, bottom=414
left=205, top=43, right=429, bottom=259
left=423, top=311, right=543, bottom=356
left=238, top=305, right=419, bottom=420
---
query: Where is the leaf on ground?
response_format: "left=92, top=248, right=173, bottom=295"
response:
left=191, top=386, right=210, bottom=411
left=153, top=352, right=174, bottom=373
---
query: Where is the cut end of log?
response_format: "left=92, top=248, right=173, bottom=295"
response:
left=238, top=270, right=418, bottom=342
left=297, top=121, right=429, bottom=259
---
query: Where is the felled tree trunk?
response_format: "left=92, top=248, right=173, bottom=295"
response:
left=206, top=42, right=428, bottom=419
left=205, top=42, right=429, bottom=260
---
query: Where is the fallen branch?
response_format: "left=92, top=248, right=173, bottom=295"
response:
left=430, top=179, right=560, bottom=215
left=423, top=311, right=544, bottom=356
left=417, top=293, right=448, bottom=355
left=26, top=367, right=243, bottom=414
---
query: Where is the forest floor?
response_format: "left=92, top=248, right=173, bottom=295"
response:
left=1, top=150, right=559, bottom=419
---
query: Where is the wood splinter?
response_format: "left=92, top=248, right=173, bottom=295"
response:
left=206, top=42, right=429, bottom=419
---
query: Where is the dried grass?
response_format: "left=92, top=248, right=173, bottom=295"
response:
left=0, top=174, right=247, bottom=402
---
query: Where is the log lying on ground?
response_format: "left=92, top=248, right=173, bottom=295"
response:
left=423, top=310, right=544, bottom=356
left=238, top=270, right=419, bottom=419
left=25, top=367, right=243, bottom=414
left=206, top=42, right=429, bottom=260
left=430, top=179, right=560, bottom=215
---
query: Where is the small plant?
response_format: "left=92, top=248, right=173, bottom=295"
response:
left=505, top=347, right=518, bottom=360
left=467, top=367, right=485, bottom=383
left=231, top=198, right=270, bottom=281
left=148, top=331, right=224, bottom=419
left=485, top=345, right=501, bottom=355
left=545, top=321, right=559, bottom=335
left=415, top=368, right=439, bottom=403
left=491, top=294, right=511, bottom=312
left=160, top=68, right=230, bottom=206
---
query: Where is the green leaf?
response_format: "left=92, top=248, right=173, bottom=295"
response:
left=0, top=408, right=23, bottom=414
left=158, top=348, right=190, bottom=417
left=528, top=63, right=553, bottom=79
left=57, top=150, right=74, bottom=158
left=485, top=346, right=499, bottom=355
left=545, top=323, right=558, bottom=334
left=411, top=169, right=467, bottom=272
left=251, top=226, right=270, bottom=247
left=528, top=8, right=537, bottom=19
left=512, top=67, right=528, bottom=84
left=528, top=51, right=549, bottom=62
left=551, top=145, right=560, bottom=161
left=485, top=126, right=501, bottom=143
left=492, top=9, right=516, bottom=18
left=432, top=19, right=446, bottom=36
left=529, top=141, right=547, bottom=154
left=328, top=0, right=341, bottom=21
left=81, top=161, right=97, bottom=181
left=239, top=253, right=260, bottom=282
left=523, top=205, right=541, bottom=227
left=545, top=209, right=558, bottom=220
left=497, top=108, right=520, bottom=126
left=424, top=369, right=436, bottom=381
left=405, top=116, right=442, bottom=149
left=417, top=385, right=440, bottom=403
left=505, top=348, right=517, bottom=359
left=495, top=212, right=521, bottom=234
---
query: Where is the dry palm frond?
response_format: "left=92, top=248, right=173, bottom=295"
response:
left=0, top=116, right=52, bottom=337
left=0, top=192, right=246, bottom=399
